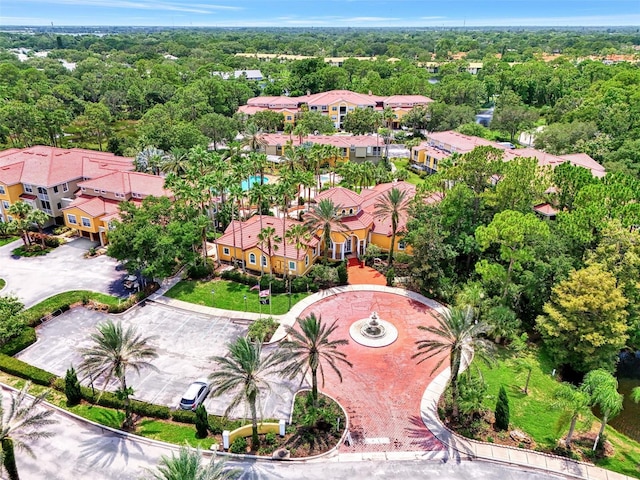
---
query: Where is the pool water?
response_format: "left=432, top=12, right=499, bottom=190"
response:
left=241, top=175, right=269, bottom=191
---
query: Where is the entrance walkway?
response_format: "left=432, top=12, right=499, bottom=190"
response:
left=346, top=257, right=387, bottom=286
left=299, top=290, right=445, bottom=453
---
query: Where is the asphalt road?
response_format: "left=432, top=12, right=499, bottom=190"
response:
left=10, top=388, right=562, bottom=480
left=0, top=237, right=127, bottom=307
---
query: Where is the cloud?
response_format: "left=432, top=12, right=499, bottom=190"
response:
left=16, top=0, right=242, bottom=15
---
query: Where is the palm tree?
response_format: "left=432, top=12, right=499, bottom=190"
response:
left=304, top=199, right=347, bottom=261
left=279, top=314, right=352, bottom=408
left=26, top=209, right=51, bottom=249
left=7, top=201, right=33, bottom=247
left=553, top=383, right=592, bottom=448
left=257, top=226, right=281, bottom=277
left=0, top=383, right=57, bottom=480
left=209, top=337, right=282, bottom=450
left=285, top=224, right=311, bottom=257
left=242, top=122, right=262, bottom=153
left=581, top=369, right=624, bottom=449
left=161, top=148, right=189, bottom=176
left=413, top=306, right=494, bottom=418
left=135, top=146, right=167, bottom=175
left=373, top=187, right=410, bottom=265
left=78, top=320, right=158, bottom=430
left=148, top=446, right=240, bottom=480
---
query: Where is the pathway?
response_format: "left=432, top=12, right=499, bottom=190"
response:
left=346, top=257, right=387, bottom=286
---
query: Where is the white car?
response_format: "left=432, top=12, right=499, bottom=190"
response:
left=179, top=379, right=210, bottom=410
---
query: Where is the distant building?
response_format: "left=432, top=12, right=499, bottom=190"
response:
left=212, top=69, right=264, bottom=81
left=239, top=89, right=433, bottom=130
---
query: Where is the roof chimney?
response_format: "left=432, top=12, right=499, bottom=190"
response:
left=368, top=90, right=372, bottom=96
left=307, top=90, right=311, bottom=97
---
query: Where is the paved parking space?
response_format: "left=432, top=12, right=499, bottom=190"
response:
left=0, top=237, right=127, bottom=307
left=16, top=303, right=300, bottom=420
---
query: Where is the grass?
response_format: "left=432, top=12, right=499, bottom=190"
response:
left=138, top=419, right=217, bottom=449
left=0, top=236, right=19, bottom=247
left=475, top=347, right=640, bottom=478
left=392, top=158, right=424, bottom=185
left=12, top=245, right=54, bottom=257
left=0, top=278, right=5, bottom=290
left=166, top=279, right=310, bottom=315
left=23, top=290, right=122, bottom=324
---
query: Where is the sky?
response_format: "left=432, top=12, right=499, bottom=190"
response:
left=1, top=0, right=639, bottom=27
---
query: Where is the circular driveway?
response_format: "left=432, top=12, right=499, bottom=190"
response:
left=299, top=290, right=446, bottom=453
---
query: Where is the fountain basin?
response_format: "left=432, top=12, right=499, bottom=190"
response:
left=349, top=312, right=398, bottom=348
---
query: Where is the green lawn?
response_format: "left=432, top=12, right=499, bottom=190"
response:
left=0, top=279, right=5, bottom=290
left=138, top=419, right=217, bottom=449
left=476, top=348, right=640, bottom=478
left=166, top=279, right=309, bottom=315
left=392, top=158, right=424, bottom=185
left=0, top=236, right=19, bottom=247
left=23, top=290, right=122, bottom=324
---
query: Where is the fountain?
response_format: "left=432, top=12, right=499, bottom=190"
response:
left=349, top=311, right=398, bottom=348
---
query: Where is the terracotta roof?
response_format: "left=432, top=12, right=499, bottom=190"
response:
left=339, top=210, right=374, bottom=232
left=360, top=181, right=416, bottom=236
left=62, top=195, right=121, bottom=218
left=305, top=90, right=381, bottom=106
left=534, top=203, right=559, bottom=217
left=0, top=146, right=133, bottom=187
left=0, top=162, right=24, bottom=186
left=217, top=215, right=319, bottom=261
left=79, top=171, right=172, bottom=197
left=315, top=186, right=364, bottom=208
left=559, top=153, right=606, bottom=178
left=260, top=133, right=381, bottom=149
left=425, top=131, right=506, bottom=153
left=383, top=95, right=433, bottom=106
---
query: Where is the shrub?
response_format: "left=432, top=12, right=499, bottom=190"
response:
left=247, top=317, right=279, bottom=343
left=0, top=327, right=36, bottom=356
left=336, top=262, right=348, bottom=285
left=187, top=261, right=214, bottom=280
left=385, top=267, right=395, bottom=287
left=309, top=264, right=339, bottom=289
left=229, top=436, right=248, bottom=454
left=0, top=354, right=57, bottom=386
left=265, top=432, right=277, bottom=445
left=130, top=400, right=171, bottom=419
left=195, top=404, right=209, bottom=438
left=64, top=367, right=82, bottom=406
left=52, top=226, right=72, bottom=235
left=208, top=415, right=242, bottom=434
left=171, top=409, right=197, bottom=424
left=495, top=385, right=510, bottom=431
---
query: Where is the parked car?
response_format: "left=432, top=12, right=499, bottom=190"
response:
left=179, top=379, right=210, bottom=410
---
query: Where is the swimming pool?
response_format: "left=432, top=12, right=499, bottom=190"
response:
left=241, top=175, right=269, bottom=191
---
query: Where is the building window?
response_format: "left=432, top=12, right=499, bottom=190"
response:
left=312, top=247, right=317, bottom=256
left=53, top=185, right=59, bottom=193
left=94, top=188, right=100, bottom=193
left=223, top=247, right=230, bottom=256
left=100, top=190, right=106, bottom=194
left=57, top=202, right=62, bottom=210
left=62, top=182, right=69, bottom=192
left=2, top=201, right=9, bottom=209
left=67, top=214, right=77, bottom=225
left=341, top=209, right=346, bottom=215
left=40, top=200, right=51, bottom=213
left=24, top=184, right=33, bottom=193
left=81, top=187, right=86, bottom=192
left=288, top=260, right=296, bottom=272
left=132, top=192, right=142, bottom=199
left=398, top=240, right=406, bottom=250
left=249, top=253, right=256, bottom=264
left=331, top=106, right=337, bottom=111
left=321, top=105, right=328, bottom=111
left=261, top=255, right=267, bottom=267
left=0, top=186, right=5, bottom=195
left=115, top=192, right=124, bottom=198
left=81, top=217, right=91, bottom=227
left=349, top=208, right=353, bottom=214
left=286, top=116, right=292, bottom=121
left=305, top=255, right=309, bottom=266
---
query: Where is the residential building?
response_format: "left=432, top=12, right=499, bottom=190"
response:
left=216, top=215, right=320, bottom=277
left=0, top=146, right=173, bottom=246
left=61, top=171, right=173, bottom=246
left=211, top=69, right=264, bottom=81
left=258, top=133, right=385, bottom=164
left=239, top=89, right=433, bottom=130
left=0, top=146, right=133, bottom=226
left=215, top=181, right=416, bottom=274
left=410, top=131, right=606, bottom=178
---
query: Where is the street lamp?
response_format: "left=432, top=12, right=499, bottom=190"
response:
left=288, top=268, right=294, bottom=311
left=244, top=294, right=248, bottom=312
left=211, top=289, right=215, bottom=307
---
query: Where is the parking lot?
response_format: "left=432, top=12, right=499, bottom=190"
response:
left=16, top=302, right=300, bottom=419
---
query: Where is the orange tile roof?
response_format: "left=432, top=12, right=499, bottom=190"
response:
left=0, top=146, right=133, bottom=187
left=0, top=162, right=24, bottom=186
left=79, top=171, right=173, bottom=197
left=559, top=153, right=606, bottom=178
left=315, top=186, right=364, bottom=208
left=217, top=215, right=319, bottom=261
left=62, top=195, right=121, bottom=218
left=260, top=133, right=381, bottom=149
left=534, top=203, right=559, bottom=217
left=361, top=181, right=416, bottom=236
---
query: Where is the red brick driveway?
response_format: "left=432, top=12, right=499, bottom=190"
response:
left=299, top=290, right=446, bottom=453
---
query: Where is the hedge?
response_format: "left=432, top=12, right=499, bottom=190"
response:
left=0, top=354, right=57, bottom=386
left=0, top=327, right=37, bottom=356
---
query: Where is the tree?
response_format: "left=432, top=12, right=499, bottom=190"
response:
left=536, top=264, right=628, bottom=374
left=494, top=385, right=510, bottom=431
left=552, top=162, right=597, bottom=211
left=279, top=314, right=352, bottom=408
left=78, top=320, right=158, bottom=430
left=195, top=404, right=209, bottom=439
left=581, top=369, right=623, bottom=449
left=374, top=187, right=410, bottom=265
left=552, top=383, right=592, bottom=448
left=26, top=209, right=51, bottom=250
left=0, top=295, right=26, bottom=347
left=250, top=110, right=283, bottom=133
left=475, top=210, right=550, bottom=302
left=413, top=306, right=494, bottom=418
left=304, top=199, right=347, bottom=261
left=77, top=102, right=112, bottom=151
left=209, top=337, right=281, bottom=450
left=285, top=224, right=311, bottom=262
left=490, top=90, right=537, bottom=143
left=297, top=111, right=335, bottom=134
left=513, top=355, right=536, bottom=395
left=257, top=226, right=281, bottom=277
left=7, top=202, right=33, bottom=247
left=342, top=107, right=381, bottom=135
left=134, top=146, right=167, bottom=175
left=64, top=367, right=82, bottom=406
left=148, top=446, right=240, bottom=480
left=199, top=113, right=238, bottom=150
left=534, top=121, right=599, bottom=155
left=0, top=382, right=56, bottom=480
